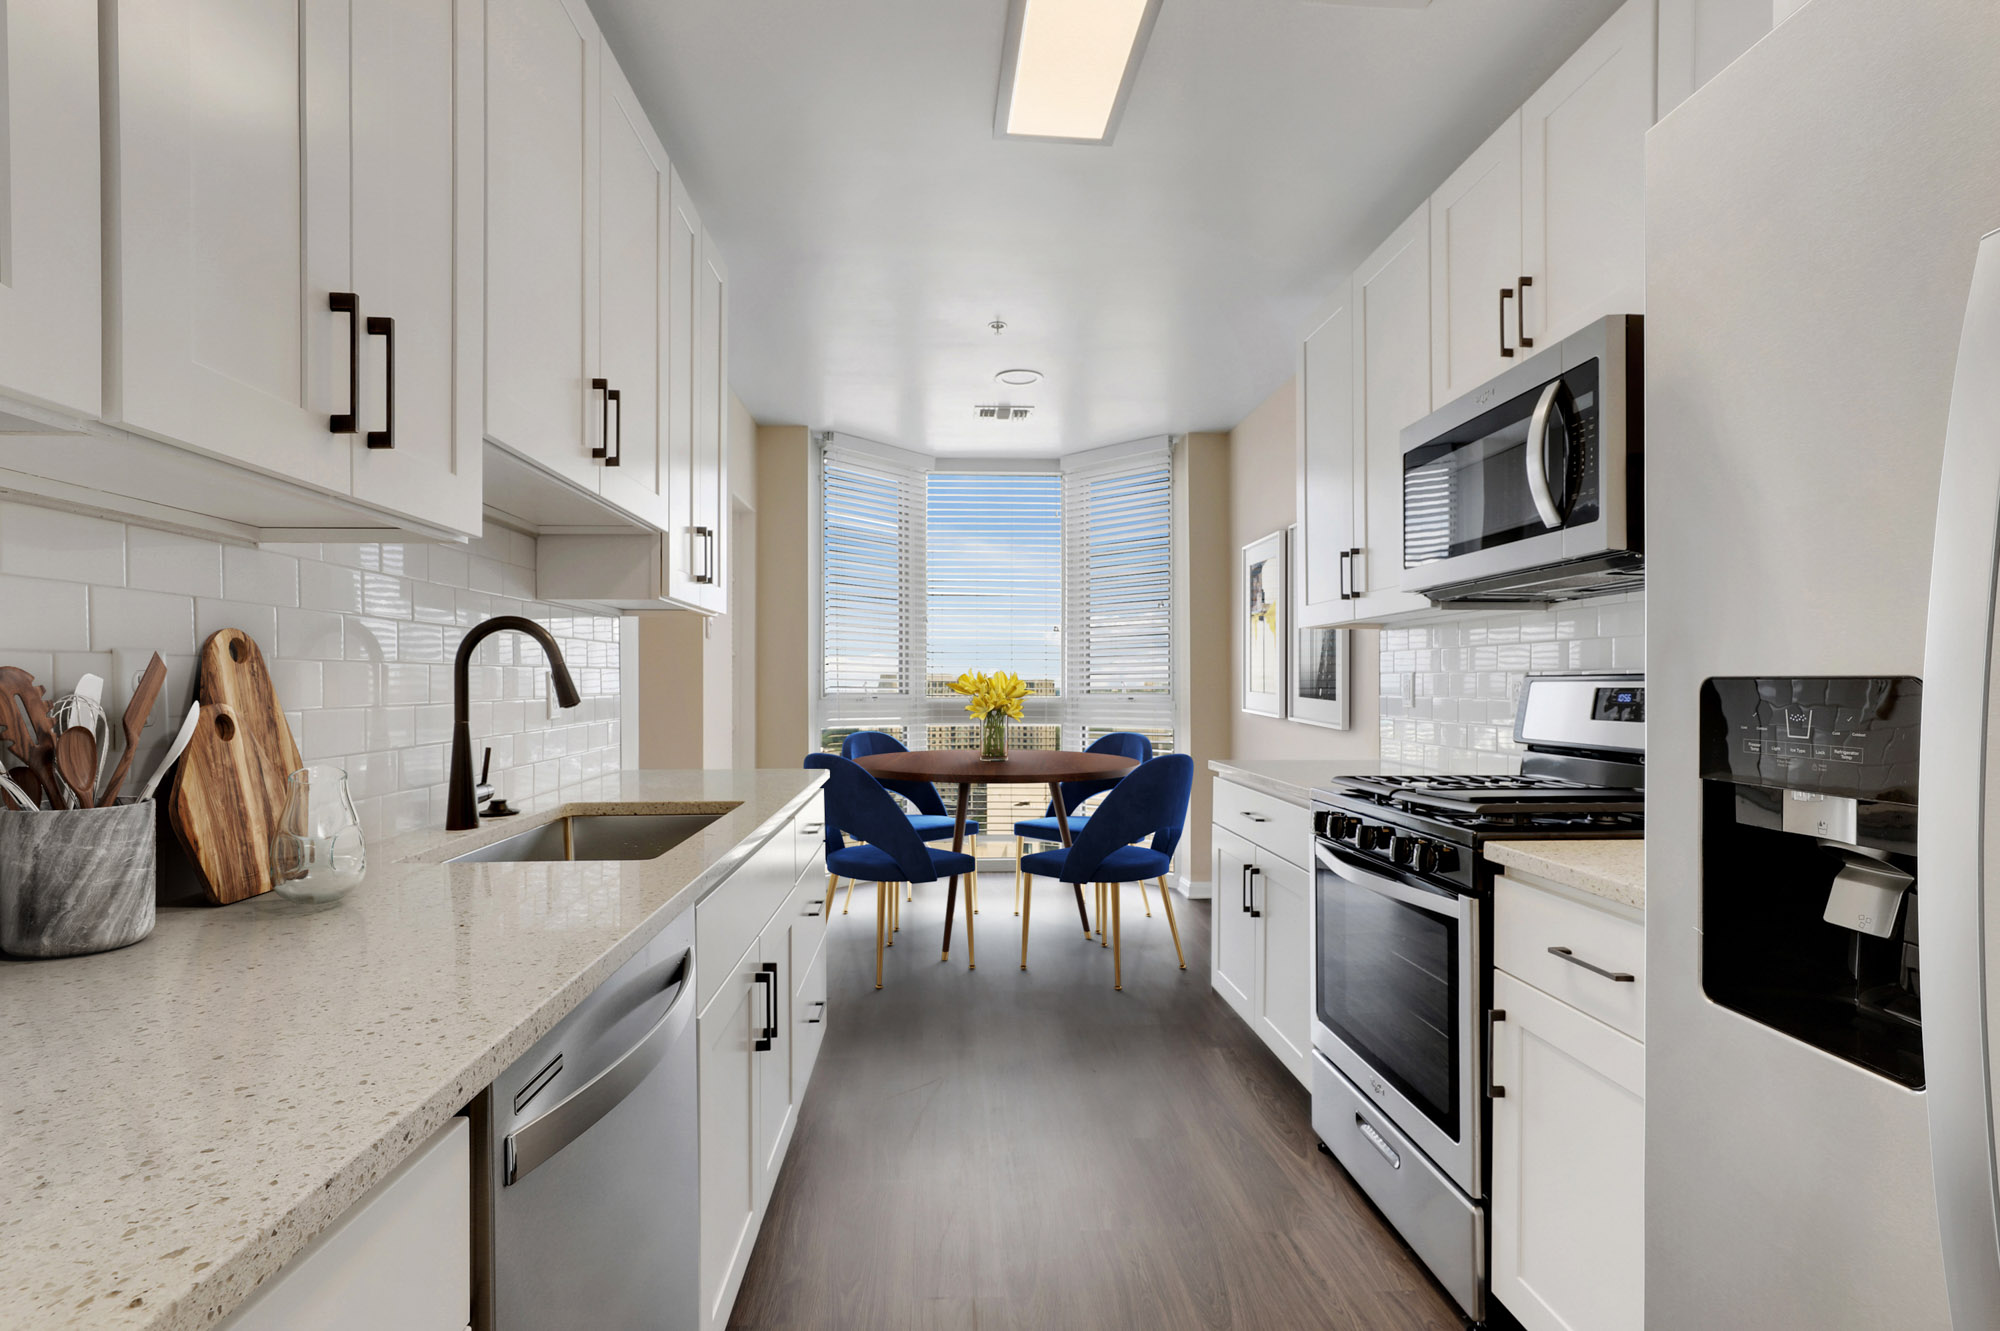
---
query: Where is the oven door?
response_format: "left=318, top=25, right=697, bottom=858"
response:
left=1313, top=841, right=1481, bottom=1196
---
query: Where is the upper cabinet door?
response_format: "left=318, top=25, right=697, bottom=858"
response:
left=1296, top=282, right=1356, bottom=628
left=694, top=230, right=729, bottom=611
left=1350, top=203, right=1432, bottom=620
left=346, top=0, right=481, bottom=538
left=595, top=53, right=672, bottom=532
left=0, top=0, right=100, bottom=420
left=106, top=0, right=350, bottom=495
left=1429, top=113, right=1522, bottom=405
left=486, top=0, right=602, bottom=494
left=1520, top=0, right=1655, bottom=349
left=665, top=169, right=703, bottom=605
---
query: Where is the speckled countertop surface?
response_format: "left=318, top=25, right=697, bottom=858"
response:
left=1206, top=759, right=1384, bottom=807
left=1485, top=839, right=1646, bottom=910
left=0, top=768, right=824, bottom=1331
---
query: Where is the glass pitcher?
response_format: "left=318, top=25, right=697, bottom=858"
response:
left=271, top=764, right=368, bottom=902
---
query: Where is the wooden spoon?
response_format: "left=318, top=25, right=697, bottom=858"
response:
left=55, top=726, right=99, bottom=809
left=7, top=766, right=45, bottom=810
left=99, top=653, right=166, bottom=805
left=0, top=668, right=61, bottom=801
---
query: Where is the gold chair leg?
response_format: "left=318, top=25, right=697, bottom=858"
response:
left=1112, top=878, right=1123, bottom=990
left=1099, top=884, right=1109, bottom=948
left=1013, top=837, right=1023, bottom=915
left=907, top=880, right=914, bottom=902
left=971, top=871, right=979, bottom=916
left=888, top=883, right=897, bottom=943
left=1139, top=877, right=1152, bottom=917
left=1159, top=876, right=1185, bottom=970
left=1020, top=873, right=1033, bottom=969
left=842, top=875, right=855, bottom=915
left=876, top=877, right=886, bottom=989
left=966, top=877, right=977, bottom=971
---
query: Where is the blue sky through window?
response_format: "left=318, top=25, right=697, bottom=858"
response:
left=925, top=473, right=1062, bottom=694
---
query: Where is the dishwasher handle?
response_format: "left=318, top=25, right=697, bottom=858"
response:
left=504, top=948, right=696, bottom=1186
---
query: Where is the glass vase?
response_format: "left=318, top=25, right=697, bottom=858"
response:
left=980, top=713, right=1007, bottom=761
left=270, top=764, right=368, bottom=902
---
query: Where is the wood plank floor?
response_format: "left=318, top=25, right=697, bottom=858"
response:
left=728, top=873, right=1465, bottom=1331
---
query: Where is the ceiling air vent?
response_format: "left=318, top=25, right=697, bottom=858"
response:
left=976, top=404, right=1034, bottom=421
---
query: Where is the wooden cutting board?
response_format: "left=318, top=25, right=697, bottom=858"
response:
left=169, top=630, right=303, bottom=905
left=167, top=703, right=276, bottom=904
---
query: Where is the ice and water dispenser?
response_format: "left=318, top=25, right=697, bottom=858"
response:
left=1700, top=677, right=1923, bottom=1088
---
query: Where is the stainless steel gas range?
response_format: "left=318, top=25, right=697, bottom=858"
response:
left=1307, top=673, right=1645, bottom=1323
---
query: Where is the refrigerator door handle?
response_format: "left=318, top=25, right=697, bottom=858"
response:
left=1920, top=227, right=2000, bottom=1330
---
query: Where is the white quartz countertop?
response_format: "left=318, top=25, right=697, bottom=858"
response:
left=0, top=768, right=825, bottom=1331
left=1207, top=759, right=1382, bottom=808
left=1485, top=839, right=1646, bottom=910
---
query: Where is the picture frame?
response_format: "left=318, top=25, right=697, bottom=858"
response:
left=1242, top=529, right=1286, bottom=717
left=1287, top=523, right=1350, bottom=729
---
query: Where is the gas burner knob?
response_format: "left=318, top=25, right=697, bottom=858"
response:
left=1314, top=811, right=1337, bottom=840
left=1426, top=844, right=1461, bottom=875
left=1336, top=814, right=1363, bottom=841
left=1358, top=824, right=1389, bottom=852
left=1391, top=835, right=1419, bottom=865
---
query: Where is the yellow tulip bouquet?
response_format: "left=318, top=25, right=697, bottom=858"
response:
left=949, top=670, right=1028, bottom=759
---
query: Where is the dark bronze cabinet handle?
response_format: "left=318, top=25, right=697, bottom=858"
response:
left=1499, top=287, right=1515, bottom=358
left=1486, top=1008, right=1507, bottom=1097
left=605, top=388, right=622, bottom=467
left=693, top=526, right=715, bottom=583
left=1547, top=946, right=1636, bottom=983
left=1516, top=275, right=1533, bottom=350
left=365, top=315, right=394, bottom=448
left=1338, top=549, right=1352, bottom=601
left=1247, top=865, right=1262, bottom=919
left=329, top=292, right=359, bottom=433
left=1348, top=546, right=1363, bottom=598
left=591, top=378, right=610, bottom=460
left=753, top=963, right=777, bottom=1051
left=1241, top=863, right=1252, bottom=914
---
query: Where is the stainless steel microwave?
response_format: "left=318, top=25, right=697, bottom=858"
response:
left=1400, top=315, right=1642, bottom=604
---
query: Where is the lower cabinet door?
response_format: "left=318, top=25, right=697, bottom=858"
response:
left=1211, top=826, right=1258, bottom=1020
left=792, top=932, right=828, bottom=1094
left=696, top=953, right=759, bottom=1331
left=1490, top=970, right=1645, bottom=1331
left=752, top=905, right=796, bottom=1209
left=1252, top=851, right=1312, bottom=1085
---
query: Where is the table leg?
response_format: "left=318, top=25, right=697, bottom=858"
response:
left=942, top=875, right=958, bottom=962
left=1020, top=873, right=1033, bottom=970
left=876, top=876, right=886, bottom=990
left=1053, top=784, right=1091, bottom=935
left=944, top=782, right=972, bottom=960
left=1112, top=878, right=1122, bottom=991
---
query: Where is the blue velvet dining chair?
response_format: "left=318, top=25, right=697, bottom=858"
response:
left=837, top=730, right=980, bottom=916
left=1018, top=752, right=1192, bottom=989
left=1011, top=731, right=1152, bottom=925
left=806, top=753, right=979, bottom=988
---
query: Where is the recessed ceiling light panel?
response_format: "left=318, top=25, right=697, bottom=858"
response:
left=995, top=0, right=1163, bottom=145
left=995, top=368, right=1044, bottom=386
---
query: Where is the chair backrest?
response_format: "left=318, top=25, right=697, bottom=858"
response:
left=1044, top=731, right=1155, bottom=817
left=1056, top=753, right=1194, bottom=883
left=838, top=731, right=948, bottom=817
left=803, top=753, right=942, bottom=882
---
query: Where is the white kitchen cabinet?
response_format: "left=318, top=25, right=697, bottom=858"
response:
left=696, top=805, right=828, bottom=1331
left=1519, top=0, right=1656, bottom=350
left=1295, top=282, right=1358, bottom=628
left=1429, top=113, right=1523, bottom=405
left=1209, top=779, right=1312, bottom=1087
left=0, top=0, right=101, bottom=424
left=1657, top=0, right=1771, bottom=116
left=105, top=0, right=481, bottom=538
left=664, top=169, right=704, bottom=606
left=662, top=171, right=731, bottom=614
left=1347, top=203, right=1434, bottom=621
left=1490, top=969, right=1645, bottom=1331
left=217, top=1117, right=469, bottom=1331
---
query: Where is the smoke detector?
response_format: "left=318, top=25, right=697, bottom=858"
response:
left=995, top=368, right=1043, bottom=387
left=976, top=404, right=1034, bottom=421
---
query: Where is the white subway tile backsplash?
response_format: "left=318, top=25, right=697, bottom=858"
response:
left=0, top=503, right=127, bottom=585
left=0, top=502, right=622, bottom=844
left=1381, top=592, right=1644, bottom=774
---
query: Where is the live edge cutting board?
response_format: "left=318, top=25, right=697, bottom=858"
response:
left=168, top=629, right=305, bottom=904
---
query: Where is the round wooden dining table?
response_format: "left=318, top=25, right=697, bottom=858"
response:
left=854, top=748, right=1138, bottom=966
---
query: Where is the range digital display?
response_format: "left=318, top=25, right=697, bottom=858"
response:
left=1592, top=685, right=1644, bottom=723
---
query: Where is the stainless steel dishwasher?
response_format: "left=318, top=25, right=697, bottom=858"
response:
left=476, top=910, right=698, bottom=1331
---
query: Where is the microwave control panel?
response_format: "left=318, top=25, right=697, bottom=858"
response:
left=1698, top=676, right=1920, bottom=804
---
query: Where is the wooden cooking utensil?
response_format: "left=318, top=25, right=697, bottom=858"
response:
left=167, top=703, right=276, bottom=904
left=54, top=727, right=98, bottom=809
left=8, top=767, right=45, bottom=810
left=99, top=653, right=167, bottom=805
left=0, top=667, right=62, bottom=802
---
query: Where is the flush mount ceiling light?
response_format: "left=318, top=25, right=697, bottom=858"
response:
left=995, top=0, right=1164, bottom=145
left=995, top=368, right=1044, bottom=386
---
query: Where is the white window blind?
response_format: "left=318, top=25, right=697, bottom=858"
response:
left=926, top=472, right=1063, bottom=697
left=820, top=449, right=924, bottom=735
left=1063, top=444, right=1174, bottom=747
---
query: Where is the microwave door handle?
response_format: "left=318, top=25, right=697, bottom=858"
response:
left=1525, top=380, right=1566, bottom=529
left=1315, top=842, right=1466, bottom=920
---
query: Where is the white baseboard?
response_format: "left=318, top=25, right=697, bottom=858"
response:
left=1177, top=874, right=1211, bottom=900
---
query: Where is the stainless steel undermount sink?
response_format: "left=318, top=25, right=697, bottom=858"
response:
left=449, top=813, right=723, bottom=864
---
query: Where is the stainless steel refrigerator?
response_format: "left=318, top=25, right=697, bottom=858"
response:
left=1646, top=1, right=2000, bottom=1327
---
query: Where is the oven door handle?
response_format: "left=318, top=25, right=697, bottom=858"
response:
left=1315, top=842, right=1467, bottom=918
left=1525, top=379, right=1568, bottom=530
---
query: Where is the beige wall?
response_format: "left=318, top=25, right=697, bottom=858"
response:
left=1180, top=431, right=1232, bottom=879
left=754, top=424, right=812, bottom=766
left=1227, top=377, right=1381, bottom=763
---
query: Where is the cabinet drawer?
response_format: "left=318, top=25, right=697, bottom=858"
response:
left=792, top=870, right=830, bottom=971
left=695, top=829, right=794, bottom=1011
left=1213, top=779, right=1310, bottom=866
left=792, top=933, right=828, bottom=1092
left=1495, top=874, right=1645, bottom=1041
left=793, top=795, right=825, bottom=882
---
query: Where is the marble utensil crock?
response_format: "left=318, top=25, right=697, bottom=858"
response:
left=0, top=799, right=156, bottom=958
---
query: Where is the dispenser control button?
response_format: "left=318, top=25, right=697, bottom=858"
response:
left=1785, top=706, right=1812, bottom=740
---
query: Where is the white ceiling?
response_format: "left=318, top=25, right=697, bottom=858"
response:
left=589, top=0, right=1626, bottom=455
